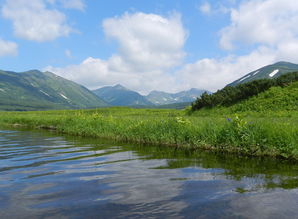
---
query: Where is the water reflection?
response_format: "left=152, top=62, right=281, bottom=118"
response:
left=0, top=129, right=297, bottom=218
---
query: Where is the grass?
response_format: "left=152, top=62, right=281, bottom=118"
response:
left=0, top=107, right=297, bottom=160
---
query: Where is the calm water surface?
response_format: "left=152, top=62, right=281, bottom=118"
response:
left=0, top=129, right=297, bottom=218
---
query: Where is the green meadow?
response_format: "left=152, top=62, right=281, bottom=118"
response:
left=0, top=106, right=297, bottom=160
left=1, top=80, right=297, bottom=160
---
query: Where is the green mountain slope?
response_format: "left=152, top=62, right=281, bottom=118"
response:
left=0, top=70, right=107, bottom=111
left=230, top=81, right=298, bottom=112
left=228, top=61, right=298, bottom=86
left=147, top=88, right=209, bottom=105
left=192, top=71, right=298, bottom=111
left=93, top=84, right=153, bottom=106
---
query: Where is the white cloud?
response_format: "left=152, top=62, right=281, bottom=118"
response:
left=46, top=12, right=187, bottom=93
left=0, top=38, right=18, bottom=57
left=178, top=0, right=298, bottom=91
left=177, top=46, right=276, bottom=91
left=103, top=12, right=186, bottom=72
left=2, top=0, right=73, bottom=42
left=220, top=0, right=298, bottom=50
left=47, top=1, right=298, bottom=93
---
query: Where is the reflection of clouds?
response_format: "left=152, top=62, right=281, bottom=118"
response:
left=181, top=167, right=224, bottom=181
left=230, top=189, right=298, bottom=218
left=78, top=152, right=189, bottom=215
left=1, top=129, right=298, bottom=218
left=0, top=181, right=58, bottom=218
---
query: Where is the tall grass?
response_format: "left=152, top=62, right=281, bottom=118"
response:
left=0, top=107, right=297, bottom=160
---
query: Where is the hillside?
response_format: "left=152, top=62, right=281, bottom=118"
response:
left=192, top=71, right=298, bottom=111
left=230, top=81, right=298, bottom=112
left=93, top=84, right=153, bottom=106
left=228, top=61, right=298, bottom=86
left=147, top=88, right=209, bottom=105
left=0, top=70, right=107, bottom=111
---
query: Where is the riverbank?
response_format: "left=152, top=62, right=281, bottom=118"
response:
left=0, top=107, right=297, bottom=160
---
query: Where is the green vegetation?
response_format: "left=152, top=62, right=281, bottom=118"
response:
left=192, top=72, right=298, bottom=110
left=0, top=105, right=297, bottom=160
left=227, top=81, right=298, bottom=112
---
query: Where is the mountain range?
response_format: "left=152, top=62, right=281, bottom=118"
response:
left=146, top=88, right=208, bottom=105
left=228, top=61, right=298, bottom=86
left=0, top=69, right=207, bottom=110
left=1, top=61, right=297, bottom=111
left=0, top=70, right=107, bottom=111
left=93, top=85, right=208, bottom=106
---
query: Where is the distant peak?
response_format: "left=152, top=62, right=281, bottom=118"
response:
left=113, top=84, right=127, bottom=90
left=273, top=61, right=295, bottom=65
left=150, top=90, right=166, bottom=94
left=25, top=69, right=42, bottom=74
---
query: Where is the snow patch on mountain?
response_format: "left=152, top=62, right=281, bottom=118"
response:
left=239, top=74, right=251, bottom=82
left=252, top=70, right=260, bottom=76
left=40, top=90, right=50, bottom=97
left=269, top=69, right=279, bottom=77
left=60, top=93, right=69, bottom=100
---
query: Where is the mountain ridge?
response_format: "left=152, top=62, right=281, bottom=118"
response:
left=146, top=88, right=209, bottom=105
left=93, top=85, right=209, bottom=106
left=93, top=84, right=153, bottom=106
left=228, top=61, right=298, bottom=86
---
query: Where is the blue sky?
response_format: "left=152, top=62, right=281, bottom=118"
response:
left=1, top=0, right=298, bottom=93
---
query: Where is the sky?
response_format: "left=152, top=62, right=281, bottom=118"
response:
left=1, top=0, right=298, bottom=94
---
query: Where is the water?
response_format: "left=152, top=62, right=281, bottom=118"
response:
left=0, top=129, right=297, bottom=219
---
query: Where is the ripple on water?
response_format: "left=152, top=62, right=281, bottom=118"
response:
left=0, top=129, right=297, bottom=218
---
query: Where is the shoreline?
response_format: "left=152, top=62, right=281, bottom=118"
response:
left=1, top=123, right=294, bottom=162
left=0, top=108, right=297, bottom=161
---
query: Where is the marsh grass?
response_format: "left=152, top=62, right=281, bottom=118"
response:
left=0, top=107, right=297, bottom=160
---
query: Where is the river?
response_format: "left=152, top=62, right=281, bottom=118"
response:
left=0, top=129, right=297, bottom=218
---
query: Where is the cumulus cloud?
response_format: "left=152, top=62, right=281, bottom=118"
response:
left=177, top=0, right=298, bottom=91
left=47, top=1, right=298, bottom=93
left=103, top=12, right=186, bottom=71
left=177, top=46, right=276, bottom=91
left=220, top=0, right=298, bottom=50
left=46, top=12, right=187, bottom=93
left=0, top=38, right=18, bottom=57
left=2, top=0, right=73, bottom=42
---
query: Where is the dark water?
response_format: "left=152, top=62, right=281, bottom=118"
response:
left=0, top=129, right=298, bottom=219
